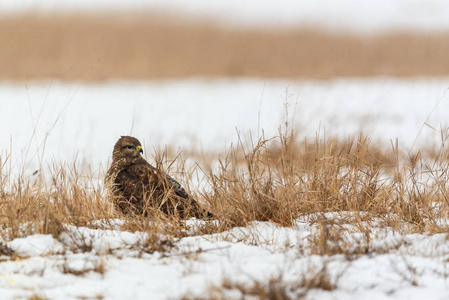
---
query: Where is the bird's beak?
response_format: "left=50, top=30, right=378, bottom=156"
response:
left=136, top=145, right=143, bottom=154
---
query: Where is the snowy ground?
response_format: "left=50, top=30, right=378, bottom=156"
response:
left=1, top=78, right=449, bottom=173
left=2, top=0, right=449, bottom=33
left=2, top=215, right=449, bottom=299
left=2, top=77, right=449, bottom=299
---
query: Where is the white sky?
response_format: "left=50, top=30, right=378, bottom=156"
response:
left=2, top=0, right=449, bottom=33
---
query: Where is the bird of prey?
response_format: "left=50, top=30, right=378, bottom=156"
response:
left=105, top=136, right=212, bottom=219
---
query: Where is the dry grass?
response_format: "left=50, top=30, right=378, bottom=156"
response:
left=2, top=127, right=449, bottom=298
left=1, top=14, right=449, bottom=81
left=200, top=133, right=398, bottom=229
left=61, top=255, right=107, bottom=276
left=187, top=260, right=343, bottom=300
left=1, top=127, right=449, bottom=252
left=28, top=294, right=48, bottom=300
left=206, top=275, right=295, bottom=300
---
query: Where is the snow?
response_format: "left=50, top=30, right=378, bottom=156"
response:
left=2, top=218, right=449, bottom=299
left=2, top=0, right=449, bottom=33
left=1, top=78, right=449, bottom=175
left=8, top=234, right=63, bottom=257
left=1, top=77, right=449, bottom=298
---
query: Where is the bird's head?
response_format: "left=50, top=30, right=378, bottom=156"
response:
left=112, top=136, right=144, bottom=162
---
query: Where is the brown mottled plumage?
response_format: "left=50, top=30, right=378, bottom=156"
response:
left=105, top=136, right=212, bottom=218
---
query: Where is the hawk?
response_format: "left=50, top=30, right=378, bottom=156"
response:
left=105, top=136, right=213, bottom=219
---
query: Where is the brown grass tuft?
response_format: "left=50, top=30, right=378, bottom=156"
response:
left=28, top=294, right=48, bottom=300
left=192, top=261, right=342, bottom=300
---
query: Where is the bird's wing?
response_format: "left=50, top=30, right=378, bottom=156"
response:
left=164, top=173, right=192, bottom=199
left=115, top=162, right=159, bottom=199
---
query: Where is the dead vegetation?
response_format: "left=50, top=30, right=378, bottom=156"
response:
left=60, top=255, right=107, bottom=277
left=0, top=240, right=15, bottom=257
left=186, top=260, right=345, bottom=300
left=1, top=127, right=449, bottom=298
left=2, top=14, right=449, bottom=81
left=1, top=127, right=449, bottom=251
left=28, top=294, right=49, bottom=300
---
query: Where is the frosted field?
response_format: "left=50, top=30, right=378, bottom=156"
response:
left=1, top=78, right=449, bottom=173
left=3, top=216, right=449, bottom=300
left=3, top=0, right=449, bottom=33
left=1, top=77, right=449, bottom=299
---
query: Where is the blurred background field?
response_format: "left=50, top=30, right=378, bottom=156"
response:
left=0, top=0, right=448, bottom=170
left=1, top=2, right=449, bottom=81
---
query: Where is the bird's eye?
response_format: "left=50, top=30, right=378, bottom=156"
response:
left=126, top=145, right=135, bottom=150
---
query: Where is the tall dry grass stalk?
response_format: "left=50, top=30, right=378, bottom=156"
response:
left=200, top=129, right=449, bottom=233
left=1, top=128, right=449, bottom=243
